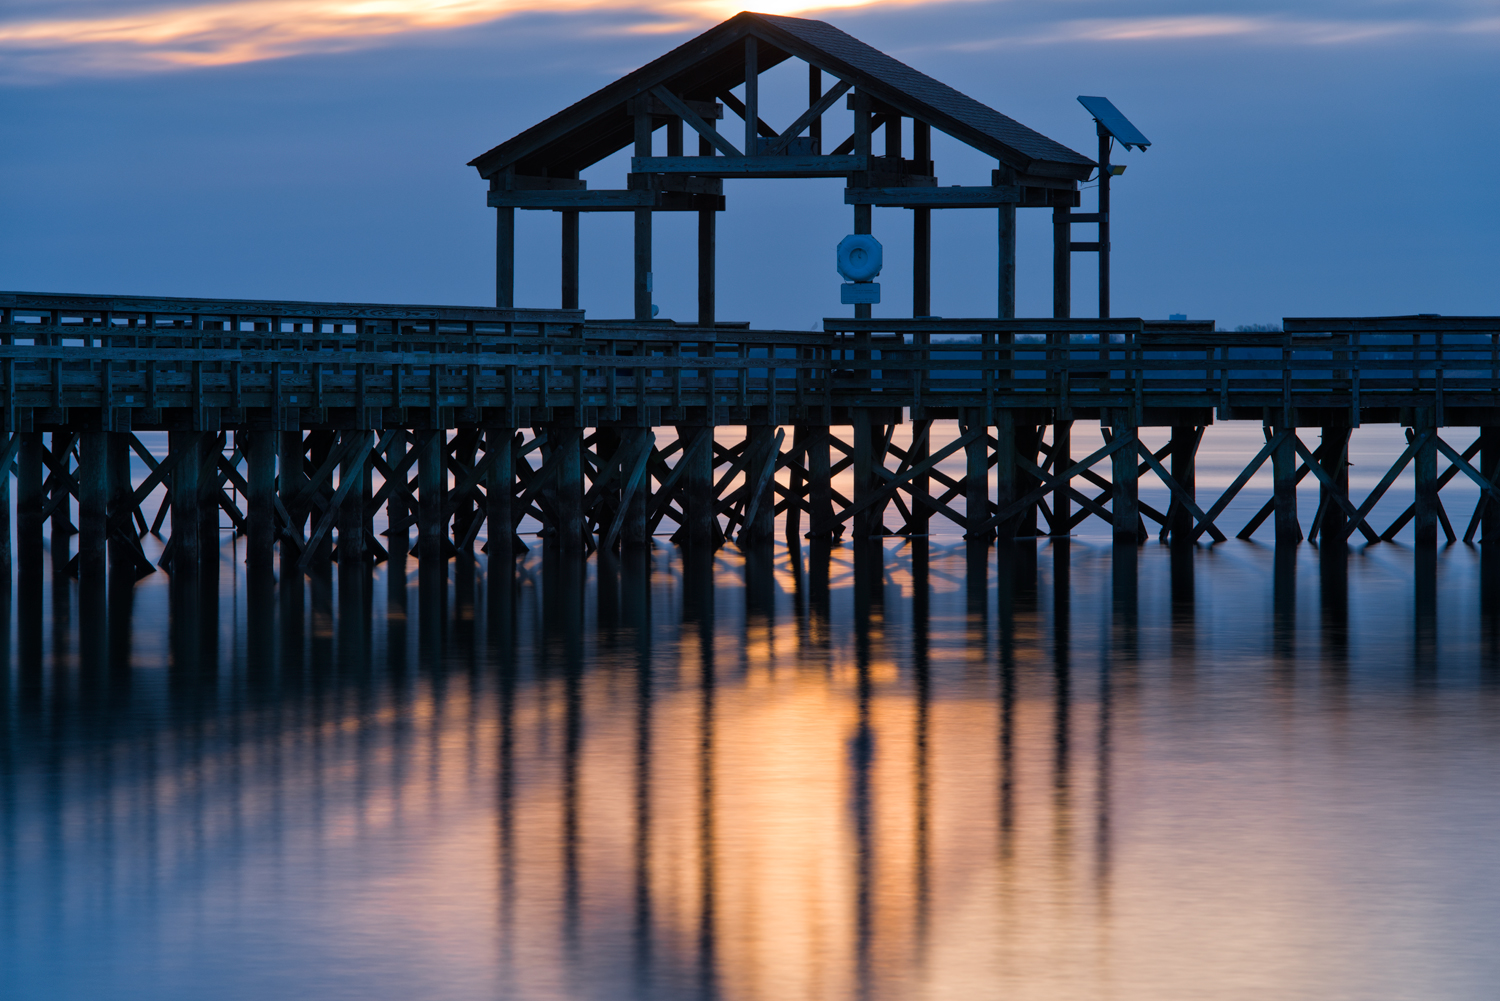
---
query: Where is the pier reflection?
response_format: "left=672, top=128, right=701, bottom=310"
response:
left=5, top=536, right=1500, bottom=1001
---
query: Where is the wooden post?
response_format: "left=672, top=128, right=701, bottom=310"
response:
left=697, top=209, right=716, bottom=329
left=17, top=433, right=42, bottom=582
left=852, top=410, right=876, bottom=542
left=635, top=108, right=654, bottom=322
left=107, top=433, right=131, bottom=573
left=621, top=426, right=652, bottom=550
left=741, top=424, right=777, bottom=546
left=1414, top=413, right=1438, bottom=548
left=743, top=36, right=758, bottom=154
left=1168, top=424, right=1196, bottom=543
left=245, top=429, right=276, bottom=578
left=1052, top=203, right=1071, bottom=318
left=1483, top=426, right=1500, bottom=543
left=787, top=424, right=807, bottom=548
left=169, top=430, right=203, bottom=575
left=913, top=122, right=931, bottom=318
left=279, top=430, right=308, bottom=572
left=1319, top=425, right=1348, bottom=544
left=486, top=429, right=514, bottom=560
left=50, top=431, right=72, bottom=576
left=1111, top=415, right=1139, bottom=547
left=853, top=89, right=873, bottom=322
left=997, top=165, right=1016, bottom=319
left=972, top=409, right=997, bottom=541
left=385, top=431, right=410, bottom=555
left=909, top=419, right=931, bottom=537
left=496, top=206, right=515, bottom=309
left=806, top=425, right=835, bottom=541
left=1052, top=421, right=1071, bottom=536
left=417, top=429, right=446, bottom=565
left=0, top=435, right=10, bottom=580
left=339, top=429, right=371, bottom=570
left=561, top=209, right=580, bottom=310
left=680, top=424, right=715, bottom=549
left=1272, top=425, right=1302, bottom=545
left=552, top=425, right=585, bottom=554
left=307, top=431, right=334, bottom=569
left=78, top=431, right=108, bottom=583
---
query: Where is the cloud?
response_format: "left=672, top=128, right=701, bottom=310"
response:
left=0, top=0, right=908, bottom=78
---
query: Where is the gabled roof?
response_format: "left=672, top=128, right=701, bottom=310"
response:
left=469, top=11, right=1093, bottom=181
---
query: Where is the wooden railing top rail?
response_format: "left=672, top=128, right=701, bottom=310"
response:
left=0, top=291, right=583, bottom=325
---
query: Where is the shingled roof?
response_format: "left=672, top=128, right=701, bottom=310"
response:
left=468, top=11, right=1093, bottom=181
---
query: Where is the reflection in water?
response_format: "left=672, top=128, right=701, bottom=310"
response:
left=5, top=537, right=1500, bottom=1001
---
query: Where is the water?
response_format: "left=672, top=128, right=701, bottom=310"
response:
left=6, top=425, right=1500, bottom=1000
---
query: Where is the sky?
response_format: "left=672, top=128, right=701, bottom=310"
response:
left=1, top=0, right=1496, bottom=329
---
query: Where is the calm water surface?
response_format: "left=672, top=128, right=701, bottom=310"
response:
left=5, top=424, right=1500, bottom=1001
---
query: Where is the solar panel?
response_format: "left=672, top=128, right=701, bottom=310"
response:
left=1077, top=96, right=1151, bottom=150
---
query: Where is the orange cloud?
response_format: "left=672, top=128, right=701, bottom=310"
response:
left=0, top=0, right=909, bottom=77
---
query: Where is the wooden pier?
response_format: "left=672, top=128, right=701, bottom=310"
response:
left=2, top=291, right=1498, bottom=590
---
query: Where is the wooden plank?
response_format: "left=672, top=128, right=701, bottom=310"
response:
left=844, top=186, right=1020, bottom=208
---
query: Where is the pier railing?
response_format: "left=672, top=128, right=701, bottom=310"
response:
left=6, top=293, right=1495, bottom=428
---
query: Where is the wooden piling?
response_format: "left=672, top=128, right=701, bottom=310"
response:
left=805, top=425, right=835, bottom=542
left=975, top=409, right=999, bottom=541
left=279, top=430, right=308, bottom=570
left=0, top=436, right=10, bottom=580
left=78, top=431, right=108, bottom=582
left=1271, top=426, right=1302, bottom=545
left=619, top=426, right=652, bottom=550
left=338, top=430, right=370, bottom=570
left=1414, top=414, right=1438, bottom=548
left=244, top=429, right=276, bottom=578
left=486, top=429, right=514, bottom=559
left=416, top=429, right=446, bottom=564
left=744, top=424, right=777, bottom=545
left=50, top=431, right=72, bottom=576
left=679, top=424, right=715, bottom=549
left=1111, top=415, right=1140, bottom=547
left=1482, top=426, right=1500, bottom=544
left=1051, top=421, right=1072, bottom=536
left=552, top=425, right=585, bottom=554
left=169, top=430, right=204, bottom=575
left=21, top=433, right=51, bottom=579
left=1052, top=205, right=1071, bottom=319
left=1319, top=425, right=1349, bottom=544
left=107, top=433, right=132, bottom=574
left=852, top=411, right=877, bottom=542
left=1168, top=424, right=1196, bottom=543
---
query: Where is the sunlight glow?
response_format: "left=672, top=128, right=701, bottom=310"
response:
left=0, top=0, right=898, bottom=77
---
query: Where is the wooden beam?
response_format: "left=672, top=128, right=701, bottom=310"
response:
left=763, top=79, right=852, bottom=156
left=649, top=86, right=742, bottom=158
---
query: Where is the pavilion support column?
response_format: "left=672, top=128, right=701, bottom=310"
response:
left=1272, top=425, right=1302, bottom=545
left=78, top=431, right=108, bottom=584
left=486, top=429, right=514, bottom=560
left=1168, top=424, right=1197, bottom=544
left=853, top=89, right=873, bottom=322
left=1052, top=203, right=1071, bottom=319
left=634, top=106, right=654, bottom=322
left=697, top=210, right=716, bottom=329
left=1319, top=425, right=1349, bottom=545
left=1414, top=413, right=1438, bottom=549
left=496, top=206, right=515, bottom=309
left=244, top=429, right=276, bottom=579
left=997, top=165, right=1016, bottom=319
left=680, top=424, right=715, bottom=549
left=971, top=409, right=997, bottom=541
left=1110, top=415, right=1139, bottom=547
left=416, top=429, right=446, bottom=566
left=561, top=210, right=580, bottom=311
left=1482, top=426, right=1500, bottom=544
left=338, top=430, right=371, bottom=571
left=17, top=433, right=43, bottom=582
